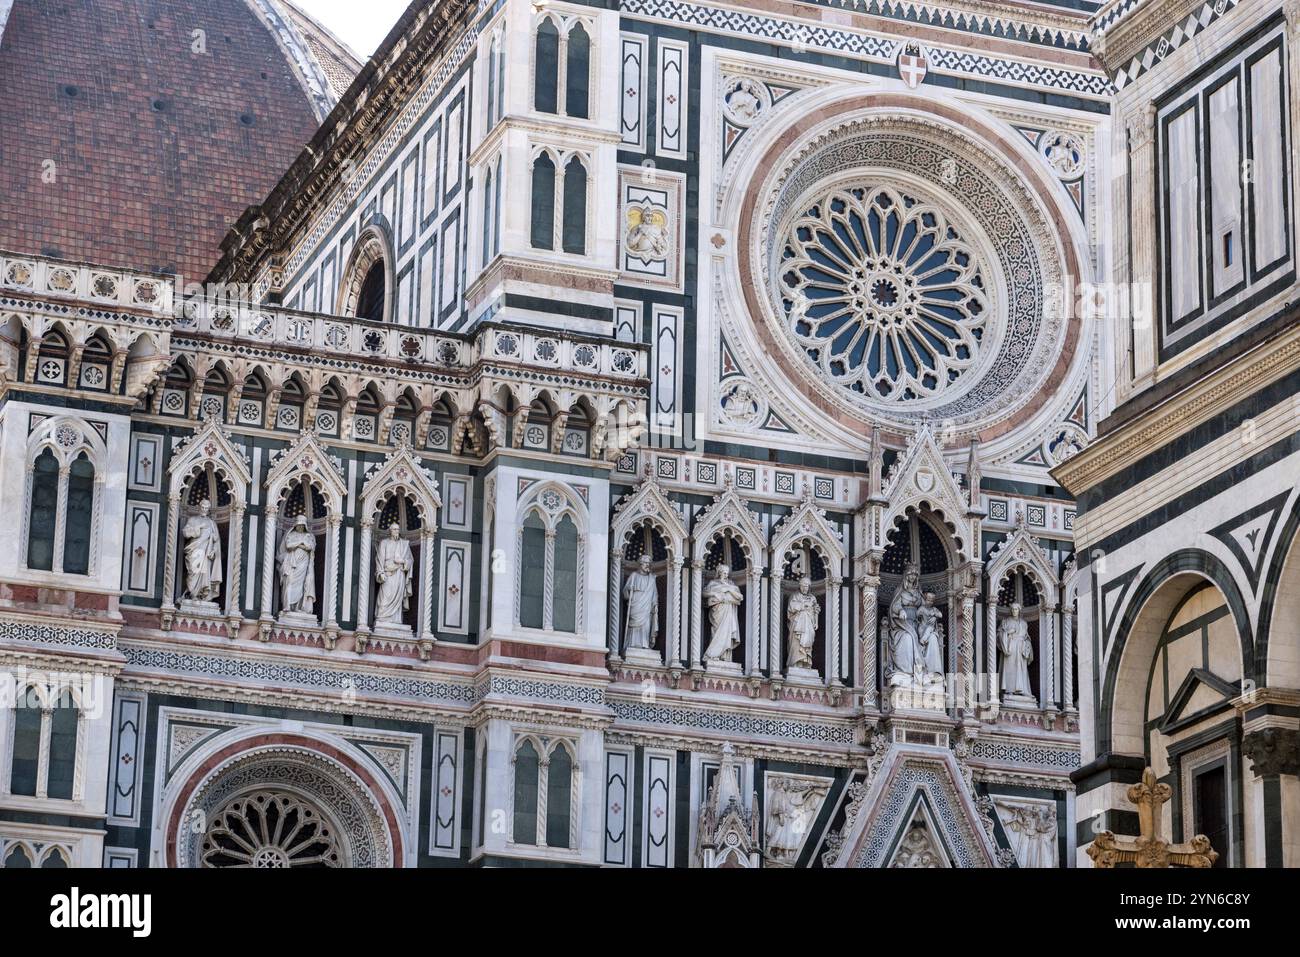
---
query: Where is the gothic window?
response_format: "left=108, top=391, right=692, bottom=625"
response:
left=23, top=419, right=103, bottom=577
left=533, top=16, right=592, bottom=120
left=778, top=184, right=989, bottom=403
left=561, top=156, right=588, bottom=254
left=486, top=28, right=504, bottom=128
left=160, top=360, right=193, bottom=417
left=8, top=691, right=41, bottom=796
left=339, top=227, right=393, bottom=323
left=34, top=330, right=69, bottom=386
left=26, top=449, right=58, bottom=572
left=40, top=847, right=70, bottom=868
left=515, top=484, right=586, bottom=634
left=511, top=736, right=578, bottom=849
left=2, top=845, right=32, bottom=868
left=277, top=374, right=306, bottom=432
left=201, top=367, right=229, bottom=422
left=7, top=684, right=81, bottom=802
left=533, top=18, right=560, bottom=114
left=316, top=380, right=344, bottom=438
left=519, top=512, right=546, bottom=628
left=357, top=264, right=386, bottom=323
left=530, top=150, right=588, bottom=255
left=354, top=385, right=381, bottom=443
left=62, top=453, right=94, bottom=576
left=238, top=371, right=267, bottom=428
left=80, top=332, right=112, bottom=391
left=512, top=738, right=540, bottom=843
left=201, top=792, right=342, bottom=868
left=530, top=152, right=556, bottom=250
left=481, top=161, right=500, bottom=269
left=545, top=743, right=574, bottom=847
left=45, top=699, right=78, bottom=800
left=564, top=24, right=590, bottom=119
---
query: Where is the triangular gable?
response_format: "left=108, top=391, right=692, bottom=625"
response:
left=265, top=430, right=347, bottom=505
left=1158, top=668, right=1240, bottom=734
left=985, top=512, right=1059, bottom=604
left=771, top=484, right=846, bottom=564
left=359, top=443, right=441, bottom=523
left=881, top=424, right=972, bottom=557
left=833, top=747, right=996, bottom=868
left=885, top=795, right=955, bottom=868
left=691, top=474, right=766, bottom=562
left=167, top=419, right=252, bottom=493
left=612, top=471, right=689, bottom=556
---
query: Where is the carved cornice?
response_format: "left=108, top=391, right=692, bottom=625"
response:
left=1053, top=319, right=1300, bottom=497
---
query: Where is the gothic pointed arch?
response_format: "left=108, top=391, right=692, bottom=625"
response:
left=878, top=425, right=975, bottom=563
left=609, top=470, right=689, bottom=663
left=265, top=431, right=347, bottom=512
left=336, top=222, right=395, bottom=323
left=690, top=474, right=765, bottom=565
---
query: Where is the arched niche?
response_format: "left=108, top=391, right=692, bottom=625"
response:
left=260, top=434, right=347, bottom=642
left=984, top=520, right=1059, bottom=713
left=354, top=446, right=441, bottom=659
left=689, top=479, right=765, bottom=674
left=769, top=490, right=846, bottom=685
left=609, top=473, right=687, bottom=666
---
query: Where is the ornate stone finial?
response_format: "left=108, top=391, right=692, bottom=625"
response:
left=1087, top=767, right=1218, bottom=868
left=868, top=425, right=884, bottom=499
left=966, top=438, right=981, bottom=510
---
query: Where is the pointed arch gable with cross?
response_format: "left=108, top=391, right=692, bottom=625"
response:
left=265, top=431, right=348, bottom=511
left=879, top=425, right=974, bottom=562
left=166, top=420, right=252, bottom=497
left=358, top=444, right=442, bottom=530
left=690, top=479, right=766, bottom=565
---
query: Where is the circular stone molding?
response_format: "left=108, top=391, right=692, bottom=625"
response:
left=166, top=735, right=402, bottom=868
left=734, top=97, right=1083, bottom=443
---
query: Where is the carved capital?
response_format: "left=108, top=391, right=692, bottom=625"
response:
left=1242, top=727, right=1300, bottom=778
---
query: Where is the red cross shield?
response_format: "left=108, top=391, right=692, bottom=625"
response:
left=897, top=45, right=928, bottom=89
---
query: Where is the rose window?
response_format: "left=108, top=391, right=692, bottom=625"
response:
left=777, top=185, right=989, bottom=402
left=201, top=791, right=342, bottom=868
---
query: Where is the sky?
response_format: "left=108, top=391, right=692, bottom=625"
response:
left=292, top=0, right=412, bottom=58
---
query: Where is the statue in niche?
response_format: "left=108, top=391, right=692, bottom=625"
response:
left=277, top=514, right=316, bottom=615
left=881, top=564, right=944, bottom=687
left=998, top=602, right=1035, bottom=700
left=702, top=563, right=743, bottom=662
left=182, top=498, right=222, bottom=603
left=917, top=591, right=945, bottom=678
left=785, top=577, right=818, bottom=671
left=622, top=555, right=659, bottom=652
left=374, top=523, right=414, bottom=627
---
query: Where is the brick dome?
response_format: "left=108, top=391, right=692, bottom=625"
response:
left=0, top=0, right=360, bottom=280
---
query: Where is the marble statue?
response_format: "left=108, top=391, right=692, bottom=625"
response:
left=277, top=514, right=316, bottom=615
left=765, top=775, right=830, bottom=865
left=882, top=564, right=944, bottom=687
left=995, top=799, right=1057, bottom=868
left=917, top=591, right=945, bottom=677
left=702, top=564, right=743, bottom=662
left=182, top=498, right=222, bottom=603
left=785, top=576, right=818, bottom=670
left=374, top=523, right=414, bottom=626
left=998, top=602, right=1035, bottom=699
left=622, top=555, right=659, bottom=651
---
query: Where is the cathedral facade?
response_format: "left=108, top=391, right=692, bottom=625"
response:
left=0, top=0, right=1292, bottom=868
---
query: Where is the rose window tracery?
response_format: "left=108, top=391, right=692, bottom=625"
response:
left=201, top=791, right=342, bottom=868
left=778, top=185, right=989, bottom=402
